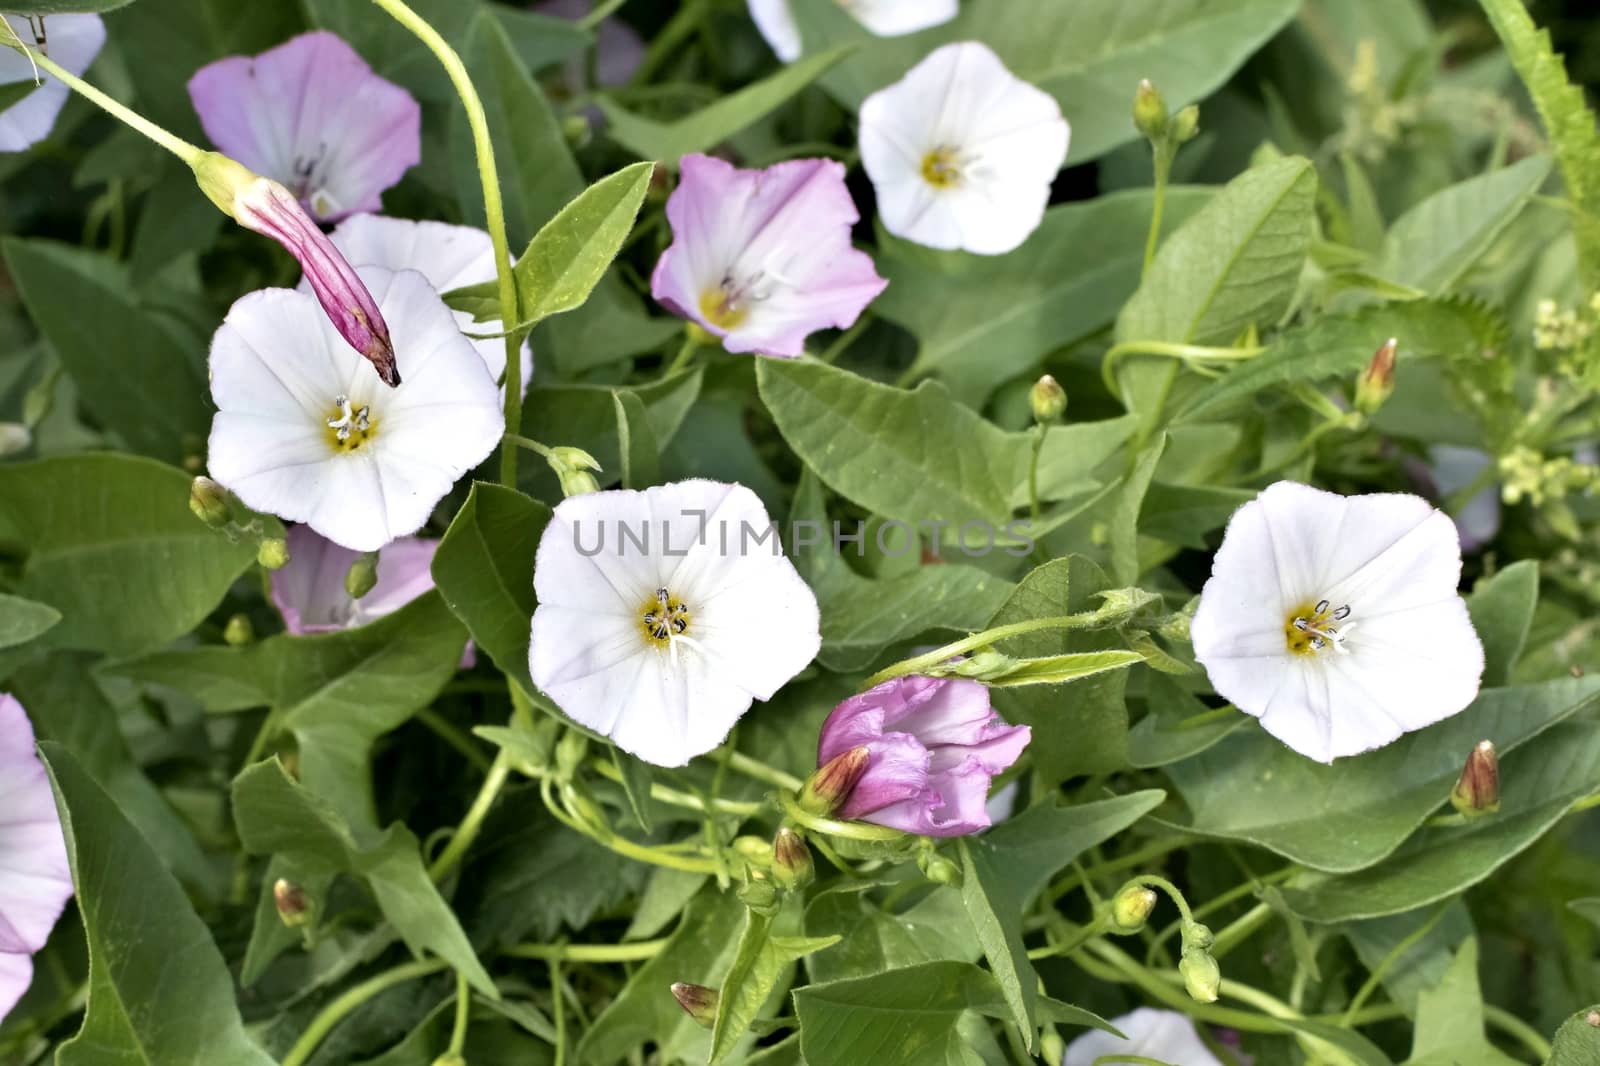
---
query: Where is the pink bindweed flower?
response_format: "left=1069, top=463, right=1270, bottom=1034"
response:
left=271, top=525, right=474, bottom=666
left=187, top=30, right=420, bottom=223
left=193, top=153, right=399, bottom=386
left=0, top=694, right=73, bottom=1024
left=650, top=153, right=887, bottom=358
left=817, top=675, right=1030, bottom=836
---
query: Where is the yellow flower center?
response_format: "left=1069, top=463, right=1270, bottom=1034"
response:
left=641, top=587, right=691, bottom=647
left=1284, top=599, right=1353, bottom=656
left=699, top=285, right=750, bottom=330
left=920, top=146, right=965, bottom=188
left=325, top=395, right=376, bottom=454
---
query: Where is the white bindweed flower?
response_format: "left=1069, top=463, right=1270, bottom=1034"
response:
left=1191, top=481, right=1484, bottom=763
left=1062, top=1008, right=1224, bottom=1066
left=302, top=214, right=532, bottom=397
left=528, top=480, right=821, bottom=767
left=746, top=0, right=958, bottom=63
left=207, top=266, right=503, bottom=552
left=859, top=41, right=1068, bottom=255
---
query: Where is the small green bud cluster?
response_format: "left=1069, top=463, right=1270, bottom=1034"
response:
left=1499, top=445, right=1598, bottom=507
left=545, top=446, right=603, bottom=498
left=1132, top=79, right=1200, bottom=151
left=1533, top=297, right=1597, bottom=351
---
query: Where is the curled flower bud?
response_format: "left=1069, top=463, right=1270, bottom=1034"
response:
left=189, top=476, right=233, bottom=529
left=772, top=827, right=814, bottom=890
left=738, top=876, right=778, bottom=915
left=799, top=744, right=872, bottom=816
left=273, top=878, right=311, bottom=927
left=1110, top=885, right=1158, bottom=934
left=1450, top=739, right=1500, bottom=816
left=671, top=982, right=719, bottom=1028
left=190, top=151, right=399, bottom=387
left=1355, top=337, right=1398, bottom=415
left=257, top=537, right=291, bottom=571
left=1133, top=79, right=1168, bottom=141
left=1178, top=946, right=1221, bottom=1003
left=1029, top=374, right=1067, bottom=424
left=223, top=614, right=254, bottom=646
left=547, top=446, right=603, bottom=499
left=344, top=551, right=380, bottom=600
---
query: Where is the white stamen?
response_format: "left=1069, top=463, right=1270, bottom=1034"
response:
left=327, top=395, right=371, bottom=442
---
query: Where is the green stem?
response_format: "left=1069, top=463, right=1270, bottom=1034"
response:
left=1209, top=901, right=1272, bottom=959
left=779, top=791, right=907, bottom=843
left=416, top=708, right=494, bottom=773
left=447, top=970, right=471, bottom=1057
left=429, top=750, right=512, bottom=882
left=1483, top=1004, right=1553, bottom=1063
left=366, top=0, right=523, bottom=486
left=818, top=313, right=872, bottom=364
left=722, top=749, right=804, bottom=792
left=1143, top=142, right=1174, bottom=278
left=578, top=0, right=628, bottom=30
left=630, top=0, right=711, bottom=85
left=1129, top=874, right=1195, bottom=926
left=552, top=956, right=567, bottom=1066
left=1101, top=340, right=1266, bottom=401
left=502, top=937, right=668, bottom=963
left=1028, top=424, right=1047, bottom=523
left=1175, top=705, right=1239, bottom=730
left=504, top=432, right=556, bottom=460
left=281, top=958, right=448, bottom=1066
left=590, top=758, right=765, bottom=817
left=1341, top=903, right=1448, bottom=1024
left=5, top=40, right=201, bottom=164
left=862, top=610, right=1104, bottom=688
left=663, top=334, right=701, bottom=377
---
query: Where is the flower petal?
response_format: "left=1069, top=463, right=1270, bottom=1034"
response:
left=1063, top=1008, right=1224, bottom=1066
left=746, top=0, right=801, bottom=61
left=0, top=14, right=105, bottom=152
left=0, top=696, right=72, bottom=961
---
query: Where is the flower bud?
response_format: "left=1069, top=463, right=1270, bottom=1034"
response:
left=1171, top=104, right=1200, bottom=144
left=0, top=422, right=30, bottom=458
left=190, top=151, right=399, bottom=387
left=917, top=846, right=963, bottom=887
left=799, top=745, right=871, bottom=816
left=1110, top=885, right=1158, bottom=933
left=771, top=827, right=814, bottom=890
left=1450, top=739, right=1500, bottom=816
left=555, top=728, right=589, bottom=778
left=562, top=113, right=591, bottom=149
left=223, top=614, right=255, bottom=646
left=1355, top=337, right=1398, bottom=415
left=734, top=835, right=773, bottom=867
left=1029, top=374, right=1067, bottom=424
left=670, top=983, right=719, bottom=1028
left=1133, top=79, right=1169, bottom=141
left=546, top=446, right=603, bottom=498
left=274, top=878, right=312, bottom=927
left=344, top=551, right=380, bottom=599
left=257, top=537, right=291, bottom=570
left=738, top=875, right=779, bottom=915
left=189, top=476, right=233, bottom=529
left=1179, top=946, right=1221, bottom=1003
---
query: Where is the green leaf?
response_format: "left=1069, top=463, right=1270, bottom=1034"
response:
left=1127, top=673, right=1248, bottom=768
left=0, top=592, right=60, bottom=649
left=1109, top=435, right=1164, bottom=585
left=41, top=744, right=278, bottom=1066
left=1344, top=902, right=1476, bottom=1017
left=791, top=0, right=1298, bottom=165
left=597, top=46, right=854, bottom=163
left=804, top=885, right=980, bottom=982
left=977, top=649, right=1145, bottom=688
left=1478, top=0, right=1600, bottom=295
left=0, top=453, right=256, bottom=657
left=1167, top=677, right=1600, bottom=873
left=264, top=591, right=469, bottom=825
left=455, top=12, right=677, bottom=373
left=578, top=890, right=747, bottom=1066
left=432, top=482, right=551, bottom=693
left=960, top=792, right=1165, bottom=1043
left=15, top=654, right=214, bottom=896
left=102, top=644, right=267, bottom=713
left=789, top=471, right=1014, bottom=672
left=1548, top=1003, right=1600, bottom=1066
left=1372, top=156, right=1552, bottom=293
left=1176, top=299, right=1503, bottom=422
left=986, top=557, right=1135, bottom=785
left=3, top=238, right=209, bottom=463
left=710, top=900, right=840, bottom=1064
left=4, top=0, right=133, bottom=11
left=794, top=960, right=1112, bottom=1066
left=0, top=79, right=40, bottom=112
left=1118, top=156, right=1317, bottom=348
left=757, top=358, right=1027, bottom=528
left=231, top=759, right=496, bottom=997
left=614, top=389, right=661, bottom=490
left=1010, top=415, right=1140, bottom=508
left=880, top=188, right=1212, bottom=400
left=1138, top=483, right=1254, bottom=550
left=1405, top=939, right=1523, bottom=1066
left=1467, top=560, right=1539, bottom=687
left=1280, top=721, right=1600, bottom=922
